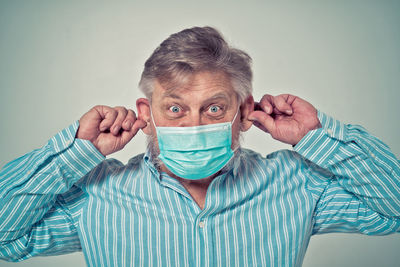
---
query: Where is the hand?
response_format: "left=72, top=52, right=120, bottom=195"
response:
left=76, top=105, right=147, bottom=156
left=248, top=94, right=321, bottom=145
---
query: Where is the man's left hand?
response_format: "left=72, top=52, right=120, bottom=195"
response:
left=248, top=94, right=321, bottom=146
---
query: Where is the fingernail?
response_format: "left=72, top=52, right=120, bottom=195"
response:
left=248, top=116, right=256, bottom=121
left=286, top=109, right=293, bottom=115
left=100, top=125, right=107, bottom=131
left=125, top=121, right=132, bottom=129
left=264, top=106, right=271, bottom=113
left=113, top=125, right=120, bottom=133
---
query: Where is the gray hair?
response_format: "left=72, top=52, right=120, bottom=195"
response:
left=139, top=26, right=253, bottom=103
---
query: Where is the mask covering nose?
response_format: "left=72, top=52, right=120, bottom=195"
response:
left=151, top=108, right=239, bottom=180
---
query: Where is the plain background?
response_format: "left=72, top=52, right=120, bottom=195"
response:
left=0, top=1, right=399, bottom=266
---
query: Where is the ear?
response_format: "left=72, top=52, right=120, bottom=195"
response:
left=136, top=98, right=152, bottom=135
left=240, top=95, right=255, bottom=132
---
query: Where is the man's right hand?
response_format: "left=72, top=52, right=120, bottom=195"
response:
left=76, top=105, right=147, bottom=156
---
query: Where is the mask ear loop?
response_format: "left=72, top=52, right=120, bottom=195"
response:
left=149, top=106, right=158, bottom=128
left=231, top=105, right=241, bottom=152
left=231, top=106, right=241, bottom=126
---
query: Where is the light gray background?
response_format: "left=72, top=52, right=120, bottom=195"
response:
left=0, top=1, right=399, bottom=266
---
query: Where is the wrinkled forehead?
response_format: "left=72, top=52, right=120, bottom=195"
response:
left=152, top=70, right=237, bottom=101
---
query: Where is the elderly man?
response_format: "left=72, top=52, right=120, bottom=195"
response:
left=1, top=26, right=399, bottom=266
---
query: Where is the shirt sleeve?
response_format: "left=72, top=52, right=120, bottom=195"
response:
left=294, top=111, right=400, bottom=235
left=0, top=121, right=105, bottom=261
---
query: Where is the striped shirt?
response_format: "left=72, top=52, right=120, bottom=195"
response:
left=0, top=111, right=399, bottom=266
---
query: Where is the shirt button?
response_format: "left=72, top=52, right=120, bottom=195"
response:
left=370, top=152, right=376, bottom=159
left=198, top=221, right=205, bottom=228
left=65, top=140, right=72, bottom=146
left=326, top=129, right=333, bottom=135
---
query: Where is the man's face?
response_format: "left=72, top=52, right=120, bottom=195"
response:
left=137, top=70, right=253, bottom=177
left=152, top=71, right=239, bottom=128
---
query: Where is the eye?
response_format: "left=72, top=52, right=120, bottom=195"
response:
left=205, top=105, right=225, bottom=118
left=209, top=105, right=220, bottom=113
left=169, top=105, right=181, bottom=113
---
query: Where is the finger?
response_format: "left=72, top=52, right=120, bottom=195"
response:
left=121, top=109, right=137, bottom=131
left=132, top=118, right=147, bottom=134
left=248, top=110, right=276, bottom=134
left=98, top=106, right=118, bottom=132
left=110, top=107, right=128, bottom=135
left=253, top=101, right=267, bottom=113
left=272, top=95, right=293, bottom=115
left=258, top=95, right=274, bottom=114
left=252, top=120, right=269, bottom=133
left=120, top=119, right=147, bottom=145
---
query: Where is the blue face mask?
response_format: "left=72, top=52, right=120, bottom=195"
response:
left=152, top=109, right=239, bottom=180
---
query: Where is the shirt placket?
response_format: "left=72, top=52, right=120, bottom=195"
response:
left=154, top=166, right=223, bottom=267
left=193, top=208, right=217, bottom=267
left=192, top=176, right=225, bottom=267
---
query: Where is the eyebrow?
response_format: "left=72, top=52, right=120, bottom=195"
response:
left=203, top=93, right=230, bottom=103
left=162, top=92, right=230, bottom=103
left=162, top=92, right=182, bottom=99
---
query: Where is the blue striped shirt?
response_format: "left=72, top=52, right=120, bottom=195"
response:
left=1, top=111, right=399, bottom=266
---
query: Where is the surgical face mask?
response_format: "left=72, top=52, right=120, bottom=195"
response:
left=152, top=108, right=239, bottom=180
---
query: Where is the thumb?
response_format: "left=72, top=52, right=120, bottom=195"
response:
left=119, top=119, right=147, bottom=146
left=248, top=110, right=276, bottom=133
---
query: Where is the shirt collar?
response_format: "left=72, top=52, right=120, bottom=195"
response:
left=143, top=149, right=161, bottom=180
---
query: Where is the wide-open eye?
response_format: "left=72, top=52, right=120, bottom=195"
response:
left=206, top=105, right=224, bottom=118
left=169, top=105, right=181, bottom=113
left=166, top=105, right=185, bottom=118
left=209, top=105, right=220, bottom=113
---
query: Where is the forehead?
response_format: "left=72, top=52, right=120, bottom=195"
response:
left=152, top=71, right=235, bottom=101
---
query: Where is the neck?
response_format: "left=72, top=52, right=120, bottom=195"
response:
left=175, top=174, right=215, bottom=210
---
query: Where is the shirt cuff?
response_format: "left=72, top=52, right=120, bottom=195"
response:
left=293, top=111, right=346, bottom=167
left=48, top=121, right=105, bottom=182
